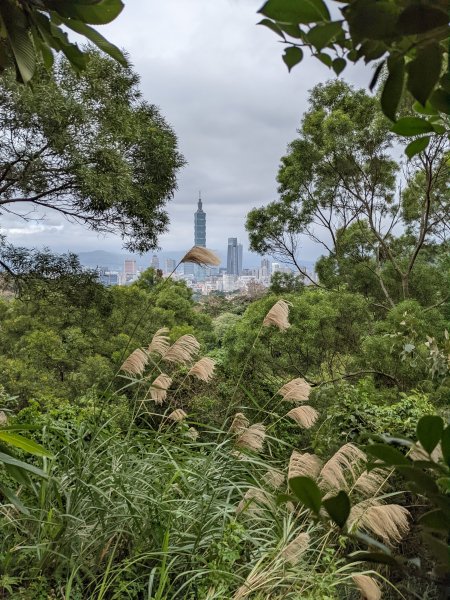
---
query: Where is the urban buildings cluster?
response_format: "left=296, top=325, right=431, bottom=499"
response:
left=96, top=195, right=315, bottom=294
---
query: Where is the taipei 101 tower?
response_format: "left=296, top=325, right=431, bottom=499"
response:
left=194, top=192, right=206, bottom=247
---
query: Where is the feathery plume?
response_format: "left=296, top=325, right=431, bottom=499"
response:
left=181, top=246, right=221, bottom=267
left=168, top=409, right=187, bottom=422
left=236, top=488, right=273, bottom=516
left=186, top=427, right=199, bottom=441
left=188, top=357, right=216, bottom=382
left=163, top=334, right=200, bottom=365
left=229, top=412, right=249, bottom=434
left=120, top=348, right=148, bottom=376
left=319, top=443, right=366, bottom=490
left=289, top=451, right=322, bottom=481
left=233, top=571, right=271, bottom=600
left=350, top=502, right=410, bottom=545
left=0, top=411, right=7, bottom=426
left=263, top=299, right=291, bottom=330
left=410, top=441, right=443, bottom=463
left=148, top=327, right=170, bottom=356
left=352, top=575, right=381, bottom=600
left=280, top=532, right=310, bottom=566
left=149, top=374, right=172, bottom=404
left=264, top=468, right=285, bottom=489
left=354, top=469, right=388, bottom=496
left=236, top=423, right=266, bottom=452
left=277, top=377, right=311, bottom=403
left=286, top=406, right=319, bottom=428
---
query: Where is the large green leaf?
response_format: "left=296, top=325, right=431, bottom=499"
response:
left=323, top=490, right=350, bottom=527
left=0, top=451, right=48, bottom=478
left=430, top=89, right=450, bottom=115
left=407, top=43, right=442, bottom=106
left=405, top=136, right=430, bottom=160
left=259, top=0, right=330, bottom=24
left=47, top=0, right=124, bottom=25
left=307, top=21, right=342, bottom=50
left=381, top=56, right=404, bottom=121
left=397, top=5, right=448, bottom=34
left=0, top=431, right=53, bottom=458
left=0, top=0, right=36, bottom=83
left=0, top=483, right=30, bottom=515
left=59, top=17, right=127, bottom=66
left=396, top=465, right=439, bottom=494
left=391, top=117, right=434, bottom=136
left=289, top=476, right=322, bottom=514
left=366, top=443, right=410, bottom=465
left=441, top=426, right=450, bottom=467
left=416, top=416, right=444, bottom=455
left=283, top=46, right=303, bottom=71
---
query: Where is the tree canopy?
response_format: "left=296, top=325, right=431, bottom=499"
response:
left=0, top=52, right=185, bottom=254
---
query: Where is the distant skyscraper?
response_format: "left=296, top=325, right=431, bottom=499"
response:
left=260, top=258, right=271, bottom=278
left=194, top=193, right=206, bottom=247
left=124, top=259, right=136, bottom=275
left=227, top=238, right=243, bottom=275
left=151, top=254, right=159, bottom=270
left=164, top=258, right=176, bottom=274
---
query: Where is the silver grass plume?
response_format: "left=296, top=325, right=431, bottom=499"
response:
left=353, top=469, right=388, bottom=496
left=0, top=411, right=7, bottom=426
left=352, top=574, right=382, bottom=600
left=262, top=299, right=291, bottom=330
left=277, top=377, right=311, bottom=403
left=188, top=356, right=216, bottom=382
left=289, top=451, right=322, bottom=480
left=148, top=327, right=170, bottom=356
left=319, top=443, right=366, bottom=490
left=280, top=532, right=310, bottom=566
left=236, top=423, right=266, bottom=452
left=149, top=374, right=172, bottom=404
left=349, top=501, right=410, bottom=545
left=233, top=571, right=271, bottom=600
left=286, top=406, right=319, bottom=428
left=236, top=487, right=274, bottom=516
left=120, top=348, right=148, bottom=376
left=168, top=408, right=187, bottom=422
left=163, top=334, right=200, bottom=365
left=264, top=468, right=285, bottom=489
left=410, top=441, right=443, bottom=462
left=186, top=427, right=199, bottom=441
left=181, top=246, right=221, bottom=267
left=229, top=412, right=249, bottom=434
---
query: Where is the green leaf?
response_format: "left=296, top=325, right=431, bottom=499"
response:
left=407, top=43, right=442, bottom=106
left=366, top=443, right=410, bottom=465
left=316, top=52, right=332, bottom=67
left=278, top=22, right=303, bottom=38
left=430, top=89, right=450, bottom=115
left=391, top=117, right=434, bottom=137
left=59, top=17, right=127, bottom=66
left=347, top=551, right=398, bottom=566
left=405, top=136, right=430, bottom=159
left=422, top=532, right=450, bottom=568
left=289, top=476, right=322, bottom=514
left=0, top=0, right=36, bottom=83
left=283, top=46, right=303, bottom=72
left=0, top=451, right=48, bottom=478
left=396, top=465, right=439, bottom=494
left=323, top=490, right=350, bottom=527
left=332, top=58, right=346, bottom=76
left=413, top=101, right=438, bottom=116
left=259, top=0, right=330, bottom=24
left=257, top=18, right=286, bottom=39
left=419, top=509, right=448, bottom=532
left=347, top=1, right=397, bottom=41
left=307, top=21, right=342, bottom=50
left=0, top=483, right=30, bottom=515
left=397, top=5, right=448, bottom=35
left=48, top=0, right=124, bottom=25
left=416, top=416, right=444, bottom=455
left=0, top=431, right=53, bottom=458
left=441, top=426, right=450, bottom=467
left=381, top=56, right=404, bottom=121
left=275, top=493, right=298, bottom=506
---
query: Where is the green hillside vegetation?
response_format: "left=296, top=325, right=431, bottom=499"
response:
left=0, top=6, right=449, bottom=599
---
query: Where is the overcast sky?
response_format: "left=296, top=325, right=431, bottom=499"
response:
left=2, top=0, right=369, bottom=265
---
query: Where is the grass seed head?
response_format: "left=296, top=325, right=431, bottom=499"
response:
left=148, top=327, right=170, bottom=356
left=181, top=246, right=221, bottom=266
left=236, top=423, right=266, bottom=453
left=354, top=469, right=388, bottom=496
left=277, top=377, right=311, bottom=402
left=286, top=405, right=319, bottom=428
left=188, top=356, right=216, bottom=381
left=264, top=468, right=285, bottom=489
left=0, top=411, right=7, bottom=426
left=319, top=443, right=366, bottom=490
left=349, top=501, right=410, bottom=545
left=263, top=299, right=291, bottom=330
left=280, top=532, right=310, bottom=566
left=352, top=574, right=382, bottom=600
left=163, top=334, right=200, bottom=365
left=229, top=412, right=250, bottom=434
left=150, top=374, right=172, bottom=404
left=120, top=348, right=148, bottom=376
left=288, top=450, right=322, bottom=480
left=168, top=409, right=187, bottom=422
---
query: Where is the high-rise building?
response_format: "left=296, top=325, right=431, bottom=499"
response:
left=194, top=193, right=206, bottom=247
left=227, top=238, right=243, bottom=275
left=260, top=258, right=271, bottom=278
left=164, top=258, right=176, bottom=274
left=124, top=259, right=137, bottom=275
left=151, top=254, right=159, bottom=270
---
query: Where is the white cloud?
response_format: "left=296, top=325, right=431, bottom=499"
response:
left=6, top=224, right=64, bottom=236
